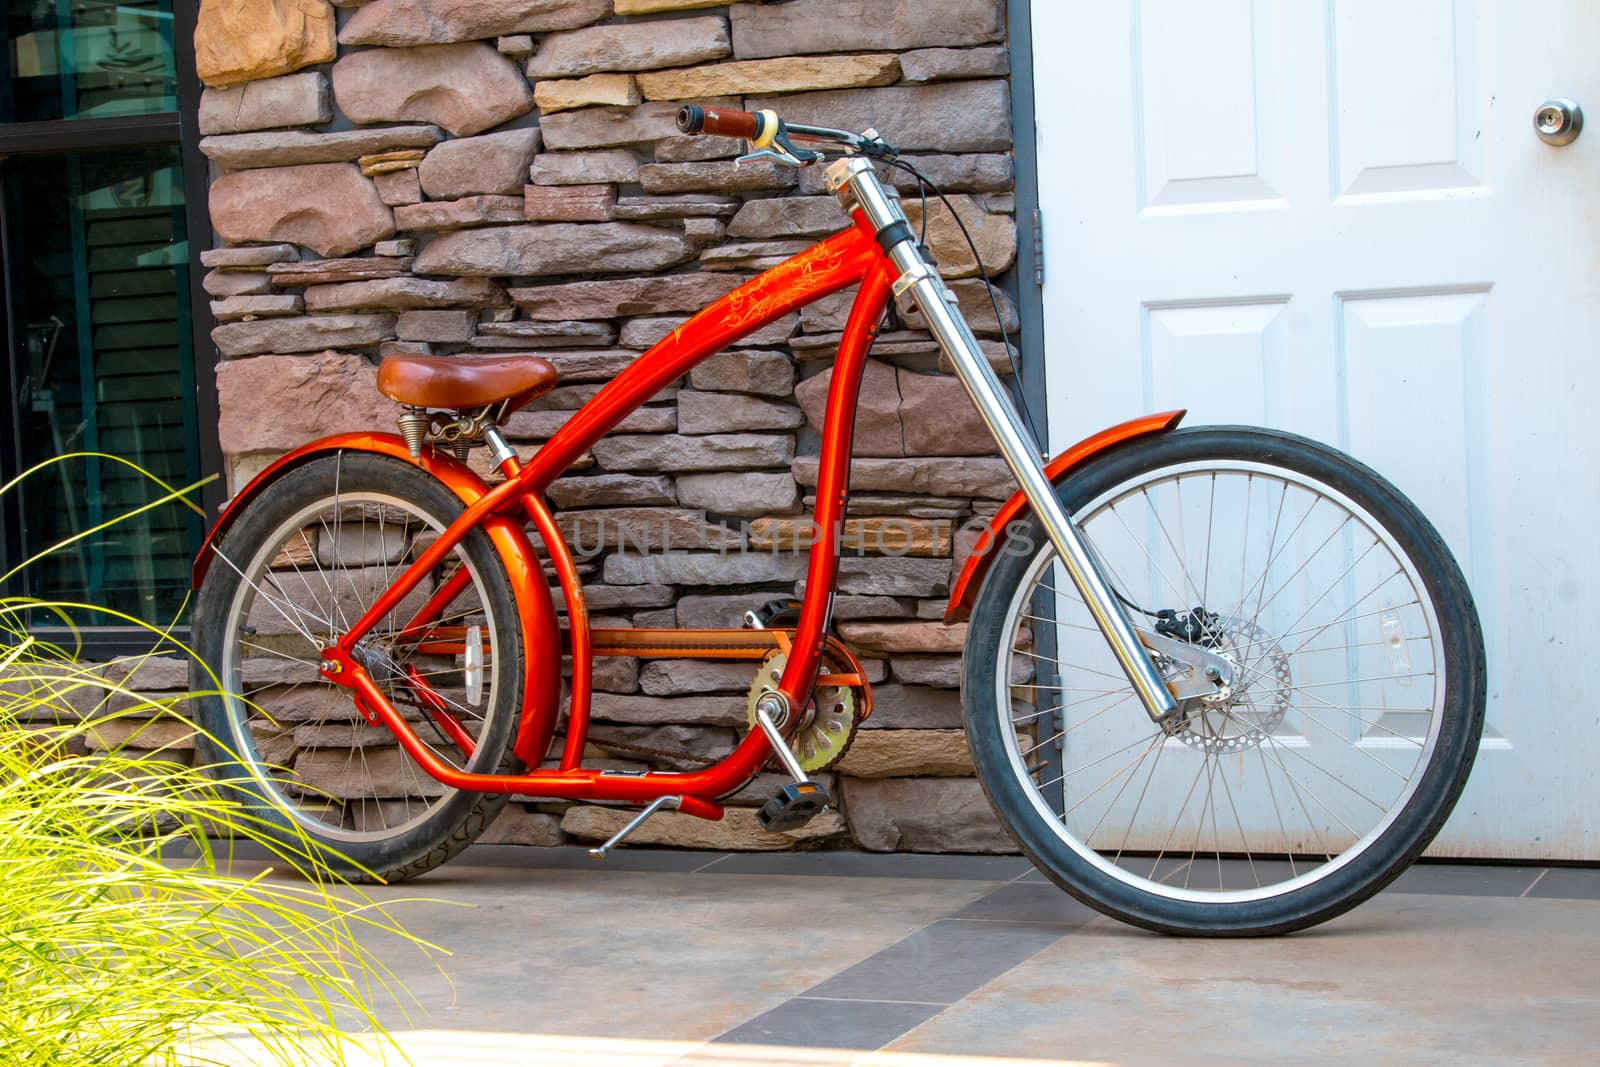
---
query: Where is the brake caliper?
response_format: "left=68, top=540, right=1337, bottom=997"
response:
left=1155, top=606, right=1224, bottom=648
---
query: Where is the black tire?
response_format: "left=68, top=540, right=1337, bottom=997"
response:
left=190, top=452, right=525, bottom=882
left=963, top=427, right=1485, bottom=935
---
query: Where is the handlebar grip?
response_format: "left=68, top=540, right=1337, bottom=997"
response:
left=676, top=104, right=771, bottom=142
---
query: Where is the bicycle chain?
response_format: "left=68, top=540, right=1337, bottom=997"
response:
left=584, top=648, right=866, bottom=772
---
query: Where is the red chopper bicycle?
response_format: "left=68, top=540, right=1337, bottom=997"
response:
left=191, top=105, right=1485, bottom=936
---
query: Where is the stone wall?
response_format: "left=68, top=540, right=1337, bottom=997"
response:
left=193, top=0, right=1023, bottom=853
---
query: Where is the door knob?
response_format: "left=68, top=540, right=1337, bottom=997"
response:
left=1534, top=98, right=1582, bottom=146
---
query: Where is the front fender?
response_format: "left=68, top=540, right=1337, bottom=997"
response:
left=193, top=433, right=564, bottom=767
left=943, top=411, right=1186, bottom=624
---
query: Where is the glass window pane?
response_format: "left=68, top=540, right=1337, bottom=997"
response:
left=8, top=144, right=200, bottom=625
left=4, top=0, right=177, bottom=122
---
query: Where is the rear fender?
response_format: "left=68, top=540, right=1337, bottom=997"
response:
left=192, top=433, right=563, bottom=768
left=196, top=433, right=431, bottom=587
left=943, top=411, right=1185, bottom=624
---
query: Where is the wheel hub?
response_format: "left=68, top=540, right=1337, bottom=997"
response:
left=349, top=640, right=400, bottom=687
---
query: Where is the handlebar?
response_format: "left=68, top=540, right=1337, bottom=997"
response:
left=676, top=104, right=774, bottom=144
left=675, top=102, right=894, bottom=163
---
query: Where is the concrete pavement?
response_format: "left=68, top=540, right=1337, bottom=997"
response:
left=228, top=847, right=1600, bottom=1066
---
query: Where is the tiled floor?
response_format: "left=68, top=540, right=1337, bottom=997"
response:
left=218, top=847, right=1600, bottom=1066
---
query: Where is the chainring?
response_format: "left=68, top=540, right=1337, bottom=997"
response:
left=745, top=650, right=861, bottom=774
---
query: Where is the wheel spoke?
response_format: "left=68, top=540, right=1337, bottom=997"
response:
left=1113, top=728, right=1166, bottom=864
left=1142, top=485, right=1206, bottom=608
left=1080, top=731, right=1165, bottom=837
left=213, top=547, right=326, bottom=647
left=1060, top=732, right=1165, bottom=820
left=1107, top=500, right=1192, bottom=607
left=1148, top=753, right=1211, bottom=881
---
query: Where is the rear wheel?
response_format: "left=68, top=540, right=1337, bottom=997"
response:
left=191, top=452, right=525, bottom=882
left=963, top=427, right=1485, bottom=935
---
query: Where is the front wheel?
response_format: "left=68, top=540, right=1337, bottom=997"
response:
left=963, top=427, right=1485, bottom=935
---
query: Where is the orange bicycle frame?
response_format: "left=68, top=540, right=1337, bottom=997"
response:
left=203, top=212, right=896, bottom=820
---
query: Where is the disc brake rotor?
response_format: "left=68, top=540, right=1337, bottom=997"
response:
left=745, top=650, right=860, bottom=774
left=1173, top=618, right=1291, bottom=755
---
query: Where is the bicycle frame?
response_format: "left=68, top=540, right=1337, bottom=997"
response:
left=206, top=212, right=894, bottom=818
left=196, top=165, right=1186, bottom=822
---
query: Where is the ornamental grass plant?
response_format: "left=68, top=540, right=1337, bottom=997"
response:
left=0, top=455, right=426, bottom=1066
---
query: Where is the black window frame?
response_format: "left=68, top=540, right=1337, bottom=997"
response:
left=0, top=0, right=217, bottom=659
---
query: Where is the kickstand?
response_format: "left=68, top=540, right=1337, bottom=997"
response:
left=588, top=796, right=681, bottom=859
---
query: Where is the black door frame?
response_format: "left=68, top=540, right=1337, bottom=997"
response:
left=1003, top=0, right=1067, bottom=805
left=1006, top=0, right=1045, bottom=431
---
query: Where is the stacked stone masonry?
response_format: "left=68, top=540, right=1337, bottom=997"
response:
left=195, top=0, right=1023, bottom=854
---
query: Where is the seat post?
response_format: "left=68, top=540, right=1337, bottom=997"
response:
left=483, top=425, right=518, bottom=475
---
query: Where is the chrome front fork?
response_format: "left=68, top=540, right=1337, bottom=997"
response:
left=829, top=159, right=1179, bottom=724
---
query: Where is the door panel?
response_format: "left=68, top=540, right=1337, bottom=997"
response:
left=1330, top=0, right=1484, bottom=200
left=1338, top=289, right=1488, bottom=566
left=1134, top=0, right=1284, bottom=211
left=1146, top=299, right=1292, bottom=426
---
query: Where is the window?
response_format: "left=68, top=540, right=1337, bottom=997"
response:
left=3, top=0, right=179, bottom=123
left=0, top=0, right=212, bottom=647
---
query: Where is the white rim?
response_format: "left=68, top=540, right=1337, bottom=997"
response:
left=992, top=458, right=1447, bottom=905
left=214, top=478, right=501, bottom=844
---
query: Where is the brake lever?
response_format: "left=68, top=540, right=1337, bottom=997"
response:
left=774, top=129, right=822, bottom=163
left=735, top=147, right=805, bottom=168
left=735, top=121, right=824, bottom=167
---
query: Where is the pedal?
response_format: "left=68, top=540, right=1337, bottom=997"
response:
left=756, top=781, right=830, bottom=833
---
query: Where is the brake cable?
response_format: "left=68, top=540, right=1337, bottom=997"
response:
left=727, top=117, right=1168, bottom=624
left=879, top=158, right=1162, bottom=621
left=874, top=157, right=1044, bottom=473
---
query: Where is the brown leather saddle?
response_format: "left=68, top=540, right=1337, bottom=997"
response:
left=376, top=353, right=557, bottom=412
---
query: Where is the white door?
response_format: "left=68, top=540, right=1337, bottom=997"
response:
left=1032, top=0, right=1599, bottom=858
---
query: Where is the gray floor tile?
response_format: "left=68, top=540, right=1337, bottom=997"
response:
left=950, top=881, right=1098, bottom=925
left=1525, top=866, right=1600, bottom=900
left=884, top=892, right=1600, bottom=1066
left=458, top=843, right=729, bottom=872
left=707, top=850, right=1032, bottom=881
left=709, top=997, right=943, bottom=1051
left=805, top=917, right=1066, bottom=1005
left=162, top=839, right=275, bottom=863
left=1386, top=862, right=1544, bottom=897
